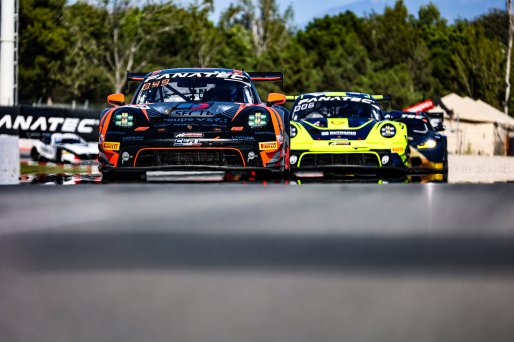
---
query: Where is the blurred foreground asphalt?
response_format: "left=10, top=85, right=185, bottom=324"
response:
left=1, top=183, right=514, bottom=342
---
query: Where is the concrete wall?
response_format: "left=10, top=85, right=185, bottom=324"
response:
left=449, top=155, right=514, bottom=183
left=0, top=134, right=20, bottom=184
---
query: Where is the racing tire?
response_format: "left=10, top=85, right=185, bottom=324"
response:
left=30, top=147, right=40, bottom=162
left=55, top=148, right=62, bottom=164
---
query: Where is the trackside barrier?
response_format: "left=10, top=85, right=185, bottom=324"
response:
left=0, top=135, right=20, bottom=184
left=0, top=106, right=101, bottom=142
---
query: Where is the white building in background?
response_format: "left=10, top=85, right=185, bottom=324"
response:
left=431, top=93, right=514, bottom=156
left=0, top=0, right=19, bottom=106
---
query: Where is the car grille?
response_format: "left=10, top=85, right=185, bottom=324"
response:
left=135, top=149, right=244, bottom=167
left=299, top=153, right=379, bottom=168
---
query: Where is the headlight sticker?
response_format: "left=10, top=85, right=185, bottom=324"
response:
left=380, top=124, right=396, bottom=138
left=114, top=112, right=134, bottom=127
left=249, top=112, right=268, bottom=128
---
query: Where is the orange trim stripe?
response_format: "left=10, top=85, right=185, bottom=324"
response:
left=101, top=109, right=115, bottom=137
left=141, top=108, right=149, bottom=121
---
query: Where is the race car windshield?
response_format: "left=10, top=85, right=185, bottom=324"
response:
left=399, top=118, right=432, bottom=135
left=135, top=78, right=256, bottom=104
left=292, top=100, right=382, bottom=121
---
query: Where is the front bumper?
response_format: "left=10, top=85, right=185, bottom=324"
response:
left=289, top=149, right=408, bottom=174
left=408, top=147, right=447, bottom=173
left=99, top=139, right=286, bottom=172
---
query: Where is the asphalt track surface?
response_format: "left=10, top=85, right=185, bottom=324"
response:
left=1, top=183, right=514, bottom=342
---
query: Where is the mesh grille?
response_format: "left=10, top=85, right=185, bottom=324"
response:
left=135, top=149, right=244, bottom=167
left=300, top=153, right=379, bottom=168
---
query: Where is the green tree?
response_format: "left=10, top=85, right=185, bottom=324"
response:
left=59, top=2, right=110, bottom=102
left=19, top=0, right=68, bottom=103
left=221, top=0, right=293, bottom=56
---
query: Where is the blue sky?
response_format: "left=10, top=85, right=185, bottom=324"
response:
left=204, top=0, right=505, bottom=26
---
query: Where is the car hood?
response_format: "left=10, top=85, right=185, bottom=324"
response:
left=296, top=118, right=376, bottom=140
left=143, top=102, right=241, bottom=118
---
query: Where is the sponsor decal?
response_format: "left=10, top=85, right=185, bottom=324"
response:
left=329, top=120, right=346, bottom=126
left=163, top=117, right=227, bottom=123
left=247, top=151, right=257, bottom=161
left=321, top=131, right=357, bottom=136
left=233, top=136, right=255, bottom=141
left=330, top=141, right=351, bottom=145
left=0, top=115, right=99, bottom=134
left=174, top=138, right=202, bottom=147
left=294, top=96, right=374, bottom=112
left=122, top=136, right=144, bottom=141
left=392, top=147, right=405, bottom=153
left=254, top=131, right=275, bottom=135
left=145, top=71, right=249, bottom=83
left=171, top=110, right=214, bottom=117
left=135, top=126, right=150, bottom=131
left=122, top=152, right=131, bottom=162
left=175, top=132, right=204, bottom=138
left=231, top=126, right=244, bottom=131
left=103, top=142, right=120, bottom=151
left=259, top=141, right=277, bottom=150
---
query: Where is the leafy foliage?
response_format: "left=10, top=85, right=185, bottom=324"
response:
left=18, top=0, right=512, bottom=115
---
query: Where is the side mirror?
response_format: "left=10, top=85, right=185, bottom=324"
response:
left=429, top=119, right=445, bottom=131
left=267, top=93, right=287, bottom=106
left=387, top=110, right=403, bottom=120
left=434, top=123, right=446, bottom=132
left=107, top=93, right=125, bottom=106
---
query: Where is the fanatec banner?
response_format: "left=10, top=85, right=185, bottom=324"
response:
left=0, top=106, right=100, bottom=142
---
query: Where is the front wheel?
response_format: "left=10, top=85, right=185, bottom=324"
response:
left=55, top=148, right=62, bottom=164
left=30, top=147, right=40, bottom=162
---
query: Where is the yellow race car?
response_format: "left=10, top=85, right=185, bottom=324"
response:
left=287, top=92, right=409, bottom=175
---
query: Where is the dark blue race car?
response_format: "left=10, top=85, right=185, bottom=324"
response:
left=386, top=111, right=448, bottom=175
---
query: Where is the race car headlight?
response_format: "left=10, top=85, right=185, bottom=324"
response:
left=380, top=124, right=396, bottom=138
left=290, top=125, right=297, bottom=138
left=248, top=111, right=268, bottom=128
left=114, top=112, right=134, bottom=128
left=418, top=139, right=437, bottom=149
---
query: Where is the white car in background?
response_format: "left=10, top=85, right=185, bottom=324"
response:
left=31, top=133, right=98, bottom=164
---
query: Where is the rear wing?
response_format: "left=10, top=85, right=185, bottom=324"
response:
left=424, top=111, right=444, bottom=120
left=388, top=111, right=446, bottom=131
left=424, top=111, right=445, bottom=131
left=247, top=71, right=284, bottom=83
left=372, top=94, right=392, bottom=103
left=127, top=72, right=148, bottom=82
